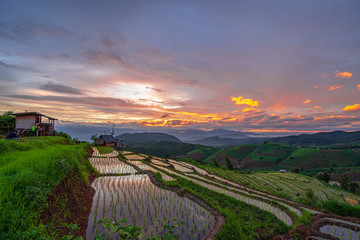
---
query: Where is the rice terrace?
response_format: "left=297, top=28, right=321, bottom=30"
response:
left=1, top=133, right=360, bottom=240
left=1, top=1, right=360, bottom=239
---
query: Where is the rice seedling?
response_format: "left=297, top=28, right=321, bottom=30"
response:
left=151, top=159, right=172, bottom=167
left=92, top=147, right=119, bottom=157
left=86, top=175, right=214, bottom=240
left=89, top=157, right=137, bottom=174
left=320, top=224, right=360, bottom=239
left=124, top=154, right=147, bottom=160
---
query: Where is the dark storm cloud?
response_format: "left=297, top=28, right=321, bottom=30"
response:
left=5, top=94, right=147, bottom=108
left=0, top=20, right=79, bottom=43
left=0, top=60, right=38, bottom=72
left=39, top=82, right=83, bottom=94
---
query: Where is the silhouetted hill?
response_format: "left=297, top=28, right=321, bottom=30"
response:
left=269, top=131, right=360, bottom=146
left=124, top=140, right=218, bottom=159
left=117, top=132, right=181, bottom=146
left=190, top=136, right=265, bottom=147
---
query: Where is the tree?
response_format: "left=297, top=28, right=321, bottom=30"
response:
left=323, top=172, right=331, bottom=183
left=90, top=134, right=98, bottom=144
left=0, top=111, right=16, bottom=135
left=213, top=158, right=220, bottom=167
left=350, top=182, right=359, bottom=194
left=340, top=176, right=351, bottom=190
left=316, top=172, right=325, bottom=181
left=225, top=157, right=234, bottom=170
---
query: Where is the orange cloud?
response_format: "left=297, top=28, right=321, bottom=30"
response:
left=357, top=84, right=360, bottom=91
left=335, top=71, right=353, bottom=79
left=313, top=85, right=319, bottom=88
left=314, top=106, right=322, bottom=111
left=303, top=99, right=311, bottom=104
left=343, top=104, right=360, bottom=112
left=231, top=96, right=259, bottom=107
left=242, top=108, right=256, bottom=112
left=328, top=84, right=342, bottom=91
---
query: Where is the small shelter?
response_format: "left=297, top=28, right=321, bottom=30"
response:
left=96, top=135, right=118, bottom=147
left=11, top=112, right=57, bottom=136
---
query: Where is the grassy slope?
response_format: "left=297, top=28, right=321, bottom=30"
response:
left=95, top=146, right=114, bottom=154
left=0, top=137, right=92, bottom=239
left=280, top=148, right=360, bottom=169
left=193, top=164, right=359, bottom=205
left=200, top=143, right=360, bottom=173
left=247, top=143, right=295, bottom=162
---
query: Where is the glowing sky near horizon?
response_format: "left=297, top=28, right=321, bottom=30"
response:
left=0, top=0, right=359, bottom=132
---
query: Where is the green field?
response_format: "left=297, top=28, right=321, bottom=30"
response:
left=188, top=143, right=360, bottom=174
left=95, top=146, right=114, bottom=154
left=0, top=137, right=93, bottom=239
left=194, top=164, right=359, bottom=205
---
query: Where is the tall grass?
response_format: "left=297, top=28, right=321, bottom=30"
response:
left=95, top=146, right=114, bottom=154
left=0, top=137, right=88, bottom=239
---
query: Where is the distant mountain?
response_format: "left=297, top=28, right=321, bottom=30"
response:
left=123, top=140, right=219, bottom=159
left=190, top=136, right=266, bottom=147
left=167, top=128, right=258, bottom=142
left=116, top=132, right=181, bottom=147
left=269, top=131, right=360, bottom=146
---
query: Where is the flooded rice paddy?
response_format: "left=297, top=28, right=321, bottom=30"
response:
left=89, top=157, right=137, bottom=174
left=86, top=175, right=214, bottom=240
left=319, top=224, right=360, bottom=239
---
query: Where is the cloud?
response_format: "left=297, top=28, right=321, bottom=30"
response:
left=357, top=84, right=360, bottom=91
left=146, top=86, right=165, bottom=93
left=314, top=106, right=322, bottom=111
left=99, top=32, right=127, bottom=48
left=0, top=60, right=38, bottom=72
left=0, top=20, right=81, bottom=43
left=343, top=104, right=360, bottom=112
left=313, top=85, right=319, bottom=88
left=242, top=108, right=256, bottom=112
left=328, top=84, right=342, bottom=91
left=335, top=71, right=353, bottom=79
left=231, top=96, right=259, bottom=107
left=5, top=94, right=147, bottom=109
left=39, top=82, right=83, bottom=94
left=160, top=114, right=170, bottom=118
left=303, top=99, right=311, bottom=104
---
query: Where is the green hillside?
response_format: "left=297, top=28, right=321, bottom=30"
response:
left=280, top=148, right=360, bottom=169
left=117, top=132, right=181, bottom=146
left=197, top=164, right=359, bottom=204
left=125, top=140, right=218, bottom=158
left=0, top=136, right=95, bottom=239
left=185, top=143, right=360, bottom=176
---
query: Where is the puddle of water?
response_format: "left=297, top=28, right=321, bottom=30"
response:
left=86, top=175, right=214, bottom=240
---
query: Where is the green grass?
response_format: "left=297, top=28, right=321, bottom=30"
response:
left=282, top=148, right=360, bottom=169
left=184, top=163, right=360, bottom=205
left=95, top=146, right=114, bottom=154
left=226, top=144, right=257, bottom=159
left=0, top=136, right=70, bottom=156
left=247, top=143, right=295, bottom=162
left=154, top=173, right=290, bottom=239
left=0, top=137, right=90, bottom=239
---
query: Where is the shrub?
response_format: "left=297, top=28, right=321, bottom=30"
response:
left=322, top=201, right=360, bottom=218
left=225, top=157, right=234, bottom=170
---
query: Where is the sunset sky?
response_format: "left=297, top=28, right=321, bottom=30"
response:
left=0, top=1, right=359, bottom=133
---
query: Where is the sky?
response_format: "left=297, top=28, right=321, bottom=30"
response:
left=0, top=0, right=359, bottom=133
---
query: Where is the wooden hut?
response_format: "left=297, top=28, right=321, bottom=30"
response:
left=96, top=135, right=118, bottom=147
left=11, top=112, right=57, bottom=136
